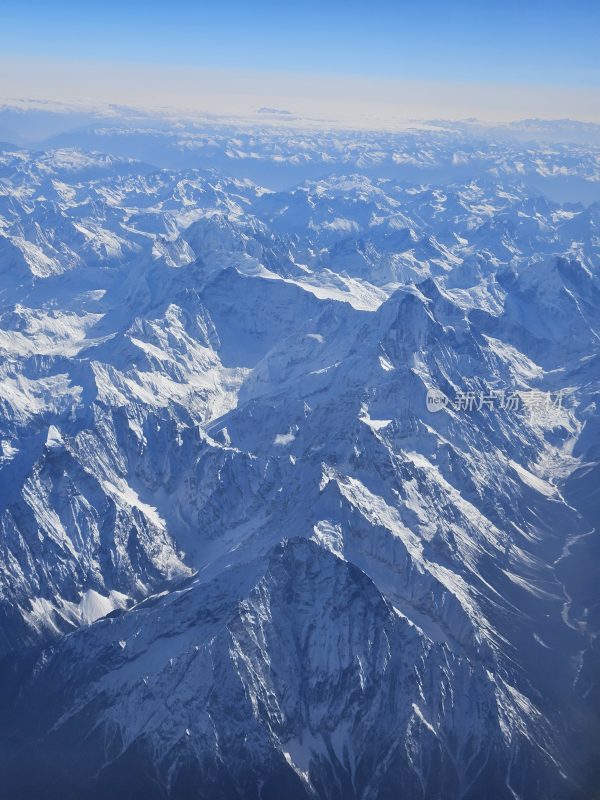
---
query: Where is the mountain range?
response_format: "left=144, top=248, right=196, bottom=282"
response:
left=0, top=115, right=598, bottom=799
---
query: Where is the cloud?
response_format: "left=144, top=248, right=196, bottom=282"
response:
left=1, top=57, right=599, bottom=127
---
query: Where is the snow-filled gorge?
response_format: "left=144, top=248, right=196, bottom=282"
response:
left=0, top=115, right=598, bottom=799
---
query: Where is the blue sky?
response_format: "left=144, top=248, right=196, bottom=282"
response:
left=3, top=0, right=598, bottom=86
left=1, top=1, right=598, bottom=123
